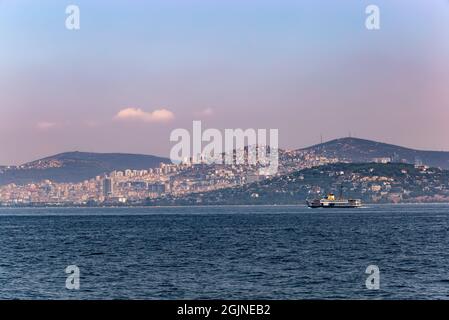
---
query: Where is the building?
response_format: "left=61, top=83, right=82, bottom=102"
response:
left=102, top=177, right=114, bottom=197
left=148, top=183, right=166, bottom=198
left=246, top=174, right=260, bottom=184
left=372, top=157, right=391, bottom=164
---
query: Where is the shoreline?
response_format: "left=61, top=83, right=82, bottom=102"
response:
left=1, top=202, right=449, bottom=210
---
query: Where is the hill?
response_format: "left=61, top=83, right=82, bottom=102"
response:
left=0, top=152, right=170, bottom=185
left=149, top=163, right=449, bottom=205
left=2, top=137, right=449, bottom=187
left=300, top=137, right=449, bottom=169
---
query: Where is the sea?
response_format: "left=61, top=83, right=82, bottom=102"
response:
left=0, top=204, right=448, bottom=300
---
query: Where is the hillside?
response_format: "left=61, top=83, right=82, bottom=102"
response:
left=0, top=152, right=170, bottom=185
left=300, top=137, right=449, bottom=169
left=2, top=137, right=449, bottom=187
left=149, top=163, right=449, bottom=205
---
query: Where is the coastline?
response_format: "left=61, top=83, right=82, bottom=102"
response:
left=1, top=202, right=449, bottom=210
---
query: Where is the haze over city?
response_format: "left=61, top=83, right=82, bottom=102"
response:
left=1, top=0, right=449, bottom=165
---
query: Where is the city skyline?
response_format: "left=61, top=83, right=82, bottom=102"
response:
left=3, top=140, right=449, bottom=207
left=1, top=0, right=449, bottom=165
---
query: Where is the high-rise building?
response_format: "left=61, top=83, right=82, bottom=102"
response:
left=148, top=183, right=166, bottom=198
left=103, top=177, right=114, bottom=197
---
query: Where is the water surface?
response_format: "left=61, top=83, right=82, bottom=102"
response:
left=0, top=204, right=448, bottom=299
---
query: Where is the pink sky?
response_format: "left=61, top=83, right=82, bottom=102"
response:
left=0, top=0, right=448, bottom=164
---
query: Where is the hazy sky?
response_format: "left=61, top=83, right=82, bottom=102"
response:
left=1, top=0, right=449, bottom=165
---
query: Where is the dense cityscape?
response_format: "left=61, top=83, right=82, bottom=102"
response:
left=0, top=147, right=343, bottom=206
left=2, top=140, right=447, bottom=206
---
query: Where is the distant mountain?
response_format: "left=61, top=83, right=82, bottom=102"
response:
left=0, top=152, right=170, bottom=185
left=3, top=137, right=449, bottom=186
left=300, top=137, right=449, bottom=169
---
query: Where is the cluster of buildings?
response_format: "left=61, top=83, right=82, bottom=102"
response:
left=0, top=147, right=419, bottom=206
left=300, top=164, right=445, bottom=203
left=0, top=159, right=268, bottom=205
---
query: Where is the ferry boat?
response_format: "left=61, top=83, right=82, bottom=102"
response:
left=306, top=193, right=362, bottom=208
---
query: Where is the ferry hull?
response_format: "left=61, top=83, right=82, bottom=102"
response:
left=306, top=199, right=362, bottom=209
left=307, top=204, right=362, bottom=208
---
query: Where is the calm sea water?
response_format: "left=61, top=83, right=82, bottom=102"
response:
left=0, top=204, right=448, bottom=300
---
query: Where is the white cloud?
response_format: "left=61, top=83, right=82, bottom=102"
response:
left=115, top=107, right=175, bottom=123
left=195, top=107, right=214, bottom=117
left=36, top=122, right=58, bottom=130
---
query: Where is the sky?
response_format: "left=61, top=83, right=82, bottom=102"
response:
left=1, top=0, right=449, bottom=165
